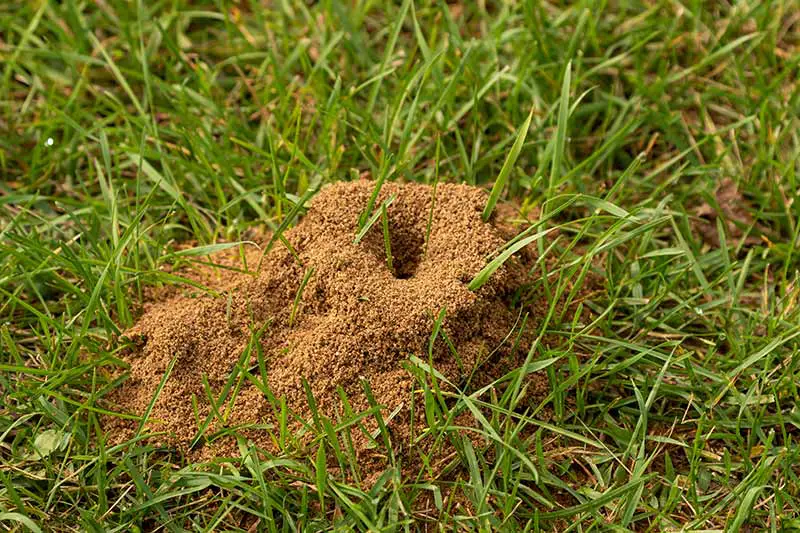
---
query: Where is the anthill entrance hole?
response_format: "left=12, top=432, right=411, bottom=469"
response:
left=389, top=226, right=425, bottom=280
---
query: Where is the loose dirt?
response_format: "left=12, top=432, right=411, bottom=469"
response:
left=694, top=177, right=760, bottom=248
left=106, top=180, right=548, bottom=471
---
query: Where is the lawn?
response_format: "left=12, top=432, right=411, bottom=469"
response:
left=2, top=0, right=800, bottom=530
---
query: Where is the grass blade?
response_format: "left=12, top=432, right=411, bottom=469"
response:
left=547, top=60, right=572, bottom=211
left=134, top=354, right=178, bottom=439
left=289, top=267, right=315, bottom=327
left=354, top=194, right=396, bottom=245
left=468, top=228, right=556, bottom=291
left=381, top=202, right=394, bottom=274
left=482, top=108, right=534, bottom=222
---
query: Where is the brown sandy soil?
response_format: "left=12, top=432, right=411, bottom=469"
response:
left=693, top=177, right=761, bottom=247
left=105, top=180, right=557, bottom=477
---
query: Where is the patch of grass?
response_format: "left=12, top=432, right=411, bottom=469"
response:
left=2, top=0, right=800, bottom=530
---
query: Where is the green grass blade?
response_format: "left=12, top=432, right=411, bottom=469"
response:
left=547, top=60, right=572, bottom=211
left=289, top=267, right=315, bottom=327
left=354, top=194, right=396, bottom=245
left=468, top=228, right=556, bottom=291
left=482, top=108, right=534, bottom=222
left=380, top=202, right=394, bottom=274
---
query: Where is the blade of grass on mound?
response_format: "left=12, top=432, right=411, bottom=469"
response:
left=426, top=308, right=448, bottom=408
left=289, top=267, right=314, bottom=327
left=380, top=203, right=394, bottom=274
left=257, top=178, right=321, bottom=272
left=353, top=194, right=396, bottom=244
left=133, top=354, right=178, bottom=440
left=482, top=107, right=534, bottom=222
left=357, top=154, right=394, bottom=232
left=189, top=340, right=254, bottom=449
left=468, top=227, right=556, bottom=291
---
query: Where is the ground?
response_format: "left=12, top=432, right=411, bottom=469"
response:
left=2, top=0, right=800, bottom=531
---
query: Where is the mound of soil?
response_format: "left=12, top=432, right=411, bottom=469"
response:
left=106, top=180, right=545, bottom=469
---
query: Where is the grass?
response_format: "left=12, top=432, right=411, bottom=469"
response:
left=1, top=0, right=800, bottom=530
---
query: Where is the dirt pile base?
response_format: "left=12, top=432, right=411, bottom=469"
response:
left=107, top=180, right=540, bottom=467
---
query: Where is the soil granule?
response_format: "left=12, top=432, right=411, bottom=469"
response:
left=106, top=180, right=546, bottom=468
